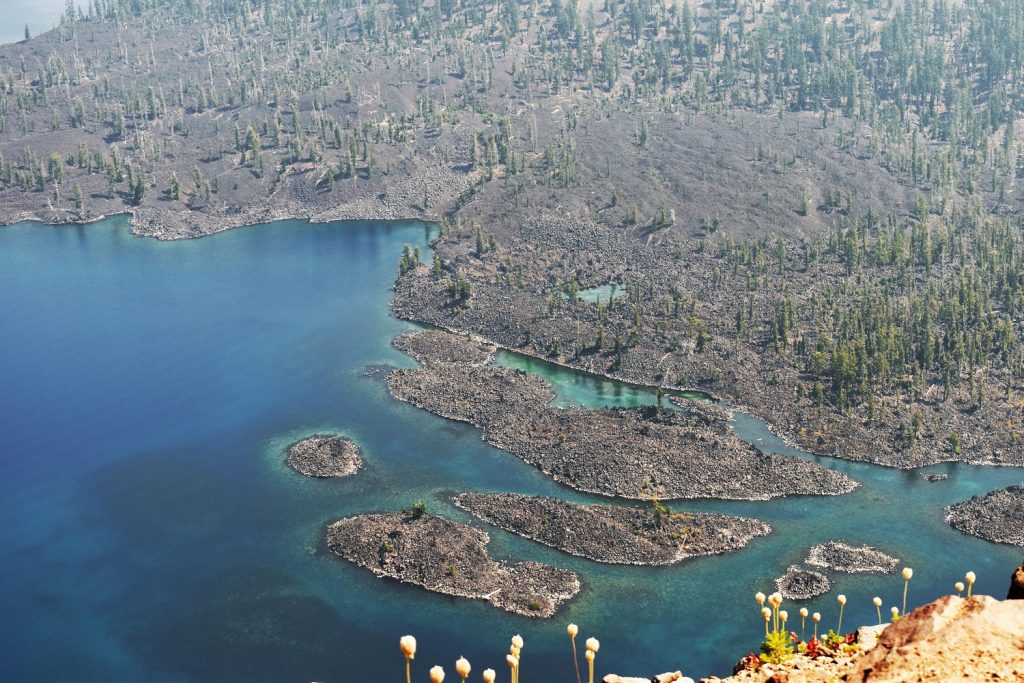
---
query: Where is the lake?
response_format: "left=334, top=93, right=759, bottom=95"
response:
left=1, top=216, right=1022, bottom=682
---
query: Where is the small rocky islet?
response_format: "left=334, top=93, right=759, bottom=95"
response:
left=805, top=541, right=900, bottom=574
left=285, top=434, right=363, bottom=478
left=453, top=492, right=771, bottom=565
left=387, top=330, right=857, bottom=501
left=774, top=564, right=831, bottom=600
left=945, top=485, right=1024, bottom=546
left=325, top=512, right=579, bottom=617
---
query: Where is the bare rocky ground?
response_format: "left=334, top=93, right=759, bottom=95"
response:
left=804, top=541, right=900, bottom=574
left=387, top=330, right=856, bottom=501
left=774, top=565, right=831, bottom=601
left=702, top=594, right=1024, bottom=682
left=392, top=329, right=496, bottom=367
left=325, top=512, right=579, bottom=618
left=946, top=486, right=1024, bottom=547
left=285, top=435, right=362, bottom=478
left=452, top=492, right=770, bottom=565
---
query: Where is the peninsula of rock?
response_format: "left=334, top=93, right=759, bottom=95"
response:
left=946, top=486, right=1024, bottom=546
left=388, top=331, right=856, bottom=501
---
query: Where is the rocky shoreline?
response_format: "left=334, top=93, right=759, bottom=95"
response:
left=452, top=493, right=770, bottom=565
left=325, top=512, right=579, bottom=617
left=945, top=486, right=1024, bottom=546
left=805, top=541, right=900, bottom=574
left=286, top=435, right=363, bottom=478
left=774, top=565, right=831, bottom=600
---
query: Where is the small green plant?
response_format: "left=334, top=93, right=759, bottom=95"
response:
left=380, top=540, right=395, bottom=554
left=409, top=501, right=427, bottom=519
left=824, top=629, right=846, bottom=649
left=527, top=599, right=542, bottom=611
left=759, top=629, right=795, bottom=664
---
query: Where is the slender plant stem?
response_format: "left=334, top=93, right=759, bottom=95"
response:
left=570, top=636, right=581, bottom=683
left=876, top=605, right=882, bottom=625
left=588, top=658, right=594, bottom=683
left=801, top=617, right=805, bottom=641
left=902, top=580, right=909, bottom=616
left=406, top=659, right=411, bottom=683
left=838, top=604, right=845, bottom=635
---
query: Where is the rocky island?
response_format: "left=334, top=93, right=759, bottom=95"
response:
left=326, top=512, right=579, bottom=617
left=453, top=493, right=770, bottom=565
left=286, top=435, right=362, bottom=478
left=804, top=541, right=900, bottom=574
left=774, top=565, right=831, bottom=600
left=946, top=486, right=1024, bottom=546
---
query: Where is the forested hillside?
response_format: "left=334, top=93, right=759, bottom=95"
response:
left=2, top=0, right=1022, bottom=466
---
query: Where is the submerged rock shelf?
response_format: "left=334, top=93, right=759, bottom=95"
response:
left=326, top=512, right=579, bottom=618
left=453, top=492, right=770, bottom=565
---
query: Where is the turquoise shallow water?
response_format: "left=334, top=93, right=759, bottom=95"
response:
left=1, top=216, right=1022, bottom=682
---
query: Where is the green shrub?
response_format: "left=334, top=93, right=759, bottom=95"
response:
left=759, top=630, right=794, bottom=664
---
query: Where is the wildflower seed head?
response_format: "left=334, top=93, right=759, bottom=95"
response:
left=872, top=596, right=882, bottom=607
left=584, top=650, right=595, bottom=663
left=965, top=571, right=976, bottom=585
left=482, top=669, right=496, bottom=683
left=585, top=637, right=600, bottom=653
left=799, top=608, right=808, bottom=618
left=955, top=581, right=965, bottom=593
left=755, top=592, right=766, bottom=606
left=902, top=567, right=913, bottom=581
left=455, top=657, right=471, bottom=678
left=511, top=635, right=524, bottom=650
left=400, top=635, right=417, bottom=660
left=567, top=623, right=578, bottom=638
left=430, top=665, right=445, bottom=683
left=837, top=594, right=846, bottom=606
left=812, top=612, right=821, bottom=623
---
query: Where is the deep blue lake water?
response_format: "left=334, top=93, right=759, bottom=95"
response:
left=1, top=216, right=1022, bottom=682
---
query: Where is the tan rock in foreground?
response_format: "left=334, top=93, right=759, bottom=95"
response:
left=847, top=595, right=1024, bottom=682
left=703, top=594, right=1024, bottom=682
